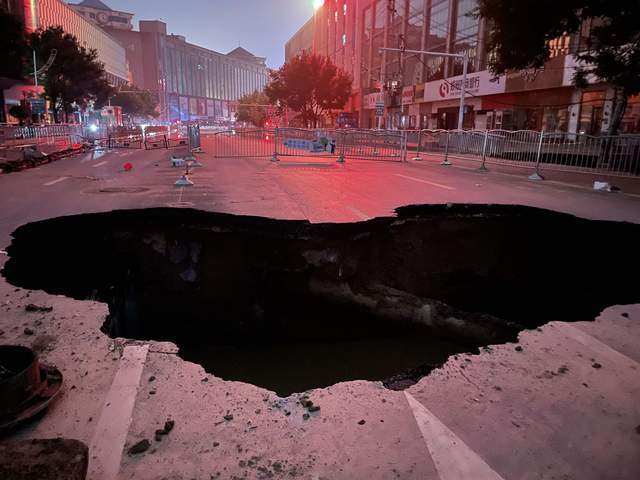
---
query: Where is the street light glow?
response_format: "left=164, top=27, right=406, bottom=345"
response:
left=313, top=0, right=324, bottom=11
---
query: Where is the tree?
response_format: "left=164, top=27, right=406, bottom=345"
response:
left=9, top=104, right=29, bottom=125
left=111, top=85, right=159, bottom=118
left=235, top=91, right=272, bottom=127
left=265, top=52, right=352, bottom=128
left=29, top=26, right=114, bottom=123
left=0, top=11, right=30, bottom=122
left=477, top=0, right=640, bottom=135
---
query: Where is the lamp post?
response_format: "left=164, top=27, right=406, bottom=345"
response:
left=379, top=47, right=469, bottom=130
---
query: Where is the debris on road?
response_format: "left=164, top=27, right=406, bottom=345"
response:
left=128, top=439, right=151, bottom=455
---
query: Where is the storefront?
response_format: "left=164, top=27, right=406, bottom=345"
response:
left=422, top=70, right=507, bottom=130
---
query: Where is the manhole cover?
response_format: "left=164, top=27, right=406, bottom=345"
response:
left=98, top=187, right=149, bottom=194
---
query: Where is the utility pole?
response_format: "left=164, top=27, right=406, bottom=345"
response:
left=33, top=51, right=38, bottom=87
left=380, top=47, right=469, bottom=130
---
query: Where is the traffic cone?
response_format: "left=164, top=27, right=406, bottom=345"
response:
left=175, top=174, right=194, bottom=186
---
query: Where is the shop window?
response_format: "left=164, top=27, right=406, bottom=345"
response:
left=579, top=91, right=606, bottom=135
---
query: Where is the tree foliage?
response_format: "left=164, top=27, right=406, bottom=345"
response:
left=235, top=91, right=272, bottom=127
left=265, top=52, right=352, bottom=127
left=111, top=85, right=159, bottom=118
left=0, top=11, right=29, bottom=81
left=30, top=26, right=114, bottom=122
left=477, top=0, right=640, bottom=134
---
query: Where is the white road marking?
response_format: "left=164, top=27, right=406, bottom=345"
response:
left=87, top=344, right=149, bottom=480
left=93, top=161, right=108, bottom=168
left=346, top=205, right=371, bottom=221
left=43, top=177, right=69, bottom=186
left=405, top=392, right=505, bottom=480
left=395, top=174, right=456, bottom=191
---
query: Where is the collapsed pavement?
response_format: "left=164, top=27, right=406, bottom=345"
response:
left=2, top=204, right=640, bottom=395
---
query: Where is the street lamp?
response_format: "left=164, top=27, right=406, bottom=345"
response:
left=379, top=47, right=469, bottom=130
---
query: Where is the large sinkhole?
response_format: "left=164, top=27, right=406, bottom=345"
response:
left=2, top=205, right=639, bottom=396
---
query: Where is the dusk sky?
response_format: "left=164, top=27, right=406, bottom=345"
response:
left=100, top=0, right=316, bottom=68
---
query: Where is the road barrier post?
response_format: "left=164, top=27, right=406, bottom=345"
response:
left=441, top=131, right=451, bottom=166
left=528, top=130, right=545, bottom=181
left=337, top=131, right=345, bottom=163
left=478, top=130, right=489, bottom=171
left=413, top=130, right=422, bottom=161
left=271, top=128, right=279, bottom=162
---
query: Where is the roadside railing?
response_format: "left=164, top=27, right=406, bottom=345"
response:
left=202, top=127, right=407, bottom=163
left=408, top=129, right=640, bottom=178
left=0, top=124, right=84, bottom=149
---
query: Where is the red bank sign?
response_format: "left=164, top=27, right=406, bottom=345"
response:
left=423, top=70, right=506, bottom=103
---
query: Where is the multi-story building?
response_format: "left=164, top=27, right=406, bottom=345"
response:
left=69, top=0, right=133, bottom=31
left=104, top=19, right=270, bottom=123
left=287, top=0, right=639, bottom=134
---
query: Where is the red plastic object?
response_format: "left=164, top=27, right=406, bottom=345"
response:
left=123, top=162, right=133, bottom=172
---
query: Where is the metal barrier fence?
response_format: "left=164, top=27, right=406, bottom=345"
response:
left=201, top=127, right=407, bottom=162
left=0, top=124, right=84, bottom=148
left=408, top=129, right=640, bottom=178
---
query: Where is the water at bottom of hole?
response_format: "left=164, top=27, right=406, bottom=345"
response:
left=178, top=333, right=468, bottom=397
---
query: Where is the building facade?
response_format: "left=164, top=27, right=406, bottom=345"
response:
left=69, top=0, right=133, bottom=31
left=105, top=20, right=270, bottom=123
left=289, top=0, right=639, bottom=134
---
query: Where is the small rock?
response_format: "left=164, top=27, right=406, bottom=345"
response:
left=23, top=327, right=34, bottom=336
left=621, top=312, right=629, bottom=318
left=301, top=399, right=313, bottom=408
left=557, top=365, right=569, bottom=374
left=302, top=413, right=310, bottom=421
left=223, top=414, right=234, bottom=421
left=0, top=329, right=5, bottom=336
left=592, top=362, right=602, bottom=369
left=154, top=430, right=164, bottom=442
left=213, top=441, right=220, bottom=447
left=308, top=405, right=320, bottom=413
left=515, top=346, right=523, bottom=352
left=357, top=420, right=366, bottom=425
left=201, top=377, right=209, bottom=382
left=148, top=376, right=156, bottom=382
left=163, top=420, right=175, bottom=433
left=128, top=439, right=151, bottom=455
left=149, top=390, right=156, bottom=395
left=494, top=386, right=502, bottom=391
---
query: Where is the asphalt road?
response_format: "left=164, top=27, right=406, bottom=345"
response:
left=1, top=137, right=640, bottom=249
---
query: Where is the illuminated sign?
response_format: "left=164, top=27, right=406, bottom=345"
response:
left=423, top=71, right=506, bottom=102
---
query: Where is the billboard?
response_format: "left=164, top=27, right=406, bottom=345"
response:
left=197, top=98, right=206, bottom=117
left=179, top=96, right=189, bottom=121
left=168, top=95, right=180, bottom=122
left=206, top=99, right=215, bottom=118
left=423, top=70, right=506, bottom=103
